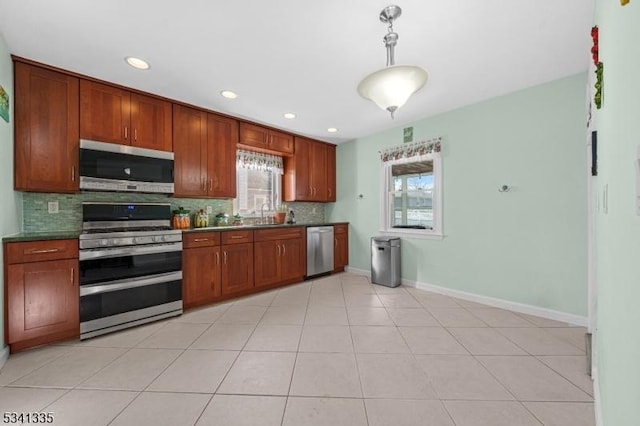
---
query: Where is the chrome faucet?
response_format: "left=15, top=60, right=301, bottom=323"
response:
left=260, top=202, right=271, bottom=224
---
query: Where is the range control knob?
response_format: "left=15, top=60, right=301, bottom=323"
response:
left=153, top=236, right=162, bottom=243
left=100, top=239, right=109, bottom=246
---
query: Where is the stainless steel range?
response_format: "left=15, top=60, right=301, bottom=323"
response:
left=79, top=202, right=183, bottom=339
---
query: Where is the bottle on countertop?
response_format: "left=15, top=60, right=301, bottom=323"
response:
left=287, top=209, right=296, bottom=224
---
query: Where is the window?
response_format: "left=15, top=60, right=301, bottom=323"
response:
left=379, top=139, right=442, bottom=239
left=233, top=150, right=283, bottom=217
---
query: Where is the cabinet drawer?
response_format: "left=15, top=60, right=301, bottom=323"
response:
left=221, top=230, right=254, bottom=245
left=255, top=227, right=304, bottom=242
left=183, top=232, right=220, bottom=248
left=6, top=239, right=79, bottom=264
left=334, top=224, right=348, bottom=235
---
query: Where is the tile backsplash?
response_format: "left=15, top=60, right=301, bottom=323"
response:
left=22, top=192, right=325, bottom=232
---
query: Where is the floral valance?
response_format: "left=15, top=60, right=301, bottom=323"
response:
left=236, top=149, right=284, bottom=174
left=379, top=137, right=442, bottom=162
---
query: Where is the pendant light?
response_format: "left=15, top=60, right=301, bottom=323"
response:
left=357, top=5, right=428, bottom=119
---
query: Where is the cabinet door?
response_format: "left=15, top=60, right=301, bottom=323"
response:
left=326, top=144, right=336, bottom=202
left=280, top=238, right=305, bottom=282
left=7, top=259, right=79, bottom=344
left=239, top=122, right=268, bottom=149
left=80, top=80, right=131, bottom=145
left=269, top=130, right=294, bottom=154
left=173, top=104, right=208, bottom=197
left=221, top=243, right=254, bottom=295
left=183, top=246, right=221, bottom=308
left=14, top=62, right=79, bottom=193
left=293, top=137, right=312, bottom=200
left=310, top=141, right=328, bottom=201
left=334, top=232, right=349, bottom=272
left=130, top=93, right=172, bottom=151
left=254, top=240, right=281, bottom=288
left=207, top=114, right=238, bottom=198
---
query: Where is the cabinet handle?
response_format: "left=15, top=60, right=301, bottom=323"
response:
left=193, top=238, right=209, bottom=242
left=216, top=251, right=220, bottom=265
left=223, top=251, right=228, bottom=264
left=277, top=244, right=281, bottom=256
left=230, top=236, right=244, bottom=240
left=328, top=188, right=332, bottom=197
left=202, top=178, right=206, bottom=191
left=209, top=178, right=213, bottom=191
left=28, top=248, right=60, bottom=254
left=124, top=126, right=128, bottom=140
left=282, top=244, right=286, bottom=256
left=335, top=238, right=338, bottom=247
left=134, top=128, right=138, bottom=141
left=71, top=267, right=74, bottom=287
left=71, top=166, right=75, bottom=182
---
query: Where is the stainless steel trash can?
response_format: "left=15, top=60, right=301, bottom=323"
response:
left=371, top=236, right=401, bottom=287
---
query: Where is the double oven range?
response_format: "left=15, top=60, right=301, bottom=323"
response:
left=79, top=202, right=183, bottom=339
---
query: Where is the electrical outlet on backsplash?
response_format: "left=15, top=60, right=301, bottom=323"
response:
left=22, top=192, right=326, bottom=232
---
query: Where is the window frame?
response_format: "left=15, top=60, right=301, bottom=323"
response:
left=379, top=153, right=443, bottom=240
left=233, top=164, right=282, bottom=218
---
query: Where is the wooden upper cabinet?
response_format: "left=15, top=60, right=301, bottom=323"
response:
left=130, top=93, right=173, bottom=151
left=80, top=80, right=172, bottom=151
left=207, top=114, right=238, bottom=198
left=284, top=136, right=336, bottom=202
left=326, top=144, right=336, bottom=202
left=14, top=62, right=79, bottom=193
left=173, top=104, right=207, bottom=197
left=269, top=129, right=294, bottom=154
left=174, top=105, right=238, bottom=199
left=239, top=122, right=293, bottom=155
left=80, top=80, right=130, bottom=145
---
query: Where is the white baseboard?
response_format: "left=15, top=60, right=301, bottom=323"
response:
left=345, top=266, right=588, bottom=327
left=0, top=345, right=9, bottom=369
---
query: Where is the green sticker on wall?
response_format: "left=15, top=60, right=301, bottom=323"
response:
left=403, top=126, right=413, bottom=143
left=0, top=84, right=9, bottom=123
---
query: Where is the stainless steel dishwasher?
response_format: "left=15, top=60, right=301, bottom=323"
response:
left=306, top=226, right=334, bottom=277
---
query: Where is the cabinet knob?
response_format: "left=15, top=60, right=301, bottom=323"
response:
left=124, top=126, right=128, bottom=140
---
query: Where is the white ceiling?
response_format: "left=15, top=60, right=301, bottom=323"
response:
left=0, top=0, right=595, bottom=144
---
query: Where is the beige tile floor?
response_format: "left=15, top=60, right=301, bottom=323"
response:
left=0, top=273, right=595, bottom=426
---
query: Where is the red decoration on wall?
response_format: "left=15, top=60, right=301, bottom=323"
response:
left=591, top=26, right=603, bottom=109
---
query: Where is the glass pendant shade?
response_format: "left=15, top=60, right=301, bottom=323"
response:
left=357, top=65, right=428, bottom=114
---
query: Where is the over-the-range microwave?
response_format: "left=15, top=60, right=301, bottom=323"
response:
left=79, top=139, right=174, bottom=194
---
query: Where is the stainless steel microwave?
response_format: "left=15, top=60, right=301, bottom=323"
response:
left=79, top=139, right=174, bottom=194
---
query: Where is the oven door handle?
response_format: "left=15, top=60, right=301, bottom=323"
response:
left=79, top=242, right=183, bottom=260
left=80, top=271, right=183, bottom=297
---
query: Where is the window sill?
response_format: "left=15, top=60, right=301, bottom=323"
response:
left=379, top=229, right=444, bottom=240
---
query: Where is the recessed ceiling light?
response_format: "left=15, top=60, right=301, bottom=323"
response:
left=327, top=127, right=338, bottom=133
left=283, top=113, right=296, bottom=119
left=221, top=90, right=238, bottom=99
left=125, top=56, right=150, bottom=70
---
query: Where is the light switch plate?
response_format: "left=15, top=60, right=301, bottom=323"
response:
left=48, top=201, right=59, bottom=214
left=206, top=206, right=213, bottom=214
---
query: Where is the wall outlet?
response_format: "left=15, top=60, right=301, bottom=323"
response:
left=48, top=201, right=59, bottom=214
left=206, top=206, right=213, bottom=214
left=312, top=207, right=317, bottom=214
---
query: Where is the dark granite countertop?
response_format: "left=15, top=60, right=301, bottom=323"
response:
left=182, top=222, right=348, bottom=234
left=3, top=223, right=349, bottom=242
left=3, top=230, right=82, bottom=243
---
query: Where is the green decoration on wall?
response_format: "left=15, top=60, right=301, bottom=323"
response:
left=0, top=84, right=9, bottom=123
left=403, top=126, right=413, bottom=143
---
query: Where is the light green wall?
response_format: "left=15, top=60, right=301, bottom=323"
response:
left=594, top=2, right=640, bottom=425
left=327, top=73, right=588, bottom=316
left=0, top=33, right=22, bottom=351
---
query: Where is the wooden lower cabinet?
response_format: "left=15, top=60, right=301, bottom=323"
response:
left=182, top=245, right=221, bottom=309
left=254, top=228, right=305, bottom=288
left=4, top=239, right=79, bottom=352
left=334, top=224, right=349, bottom=272
left=221, top=242, right=254, bottom=295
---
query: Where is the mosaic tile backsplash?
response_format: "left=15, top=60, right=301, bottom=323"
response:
left=22, top=192, right=325, bottom=232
